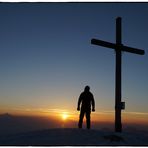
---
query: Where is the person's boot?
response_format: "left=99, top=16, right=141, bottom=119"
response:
left=78, top=122, right=82, bottom=128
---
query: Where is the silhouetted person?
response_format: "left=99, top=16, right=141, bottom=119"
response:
left=77, top=86, right=95, bottom=129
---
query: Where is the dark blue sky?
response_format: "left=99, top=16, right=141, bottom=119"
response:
left=0, top=3, right=148, bottom=118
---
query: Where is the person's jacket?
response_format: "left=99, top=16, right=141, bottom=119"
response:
left=78, top=91, right=95, bottom=111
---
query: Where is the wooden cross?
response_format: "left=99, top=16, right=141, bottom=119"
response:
left=91, top=17, right=145, bottom=132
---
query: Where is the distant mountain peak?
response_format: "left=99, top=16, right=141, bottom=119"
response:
left=0, top=113, right=13, bottom=118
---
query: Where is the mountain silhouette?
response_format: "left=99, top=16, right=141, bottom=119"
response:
left=0, top=113, right=12, bottom=118
left=0, top=113, right=60, bottom=136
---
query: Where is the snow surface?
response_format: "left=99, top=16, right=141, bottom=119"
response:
left=0, top=128, right=148, bottom=146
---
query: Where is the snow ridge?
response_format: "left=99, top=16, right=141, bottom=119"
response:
left=0, top=128, right=148, bottom=146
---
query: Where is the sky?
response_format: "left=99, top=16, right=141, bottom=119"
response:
left=0, top=3, right=148, bottom=126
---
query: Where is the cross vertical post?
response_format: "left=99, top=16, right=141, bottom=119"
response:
left=115, top=17, right=122, bottom=132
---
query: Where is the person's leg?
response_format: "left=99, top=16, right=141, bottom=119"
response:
left=86, top=111, right=91, bottom=129
left=78, top=109, right=85, bottom=128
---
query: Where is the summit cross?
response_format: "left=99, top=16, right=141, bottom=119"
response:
left=91, top=17, right=145, bottom=132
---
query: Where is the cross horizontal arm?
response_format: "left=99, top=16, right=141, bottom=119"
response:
left=121, top=45, right=145, bottom=55
left=91, top=38, right=145, bottom=55
left=91, top=38, right=115, bottom=49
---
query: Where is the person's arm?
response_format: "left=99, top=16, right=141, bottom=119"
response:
left=77, top=94, right=82, bottom=111
left=91, top=94, right=95, bottom=112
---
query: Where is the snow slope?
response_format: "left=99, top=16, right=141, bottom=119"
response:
left=0, top=128, right=148, bottom=146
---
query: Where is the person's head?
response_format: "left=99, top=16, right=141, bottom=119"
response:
left=84, top=85, right=90, bottom=92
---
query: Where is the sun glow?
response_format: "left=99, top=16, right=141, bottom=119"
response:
left=62, top=112, right=69, bottom=120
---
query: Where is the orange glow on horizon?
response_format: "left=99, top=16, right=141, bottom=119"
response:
left=0, top=108, right=148, bottom=126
